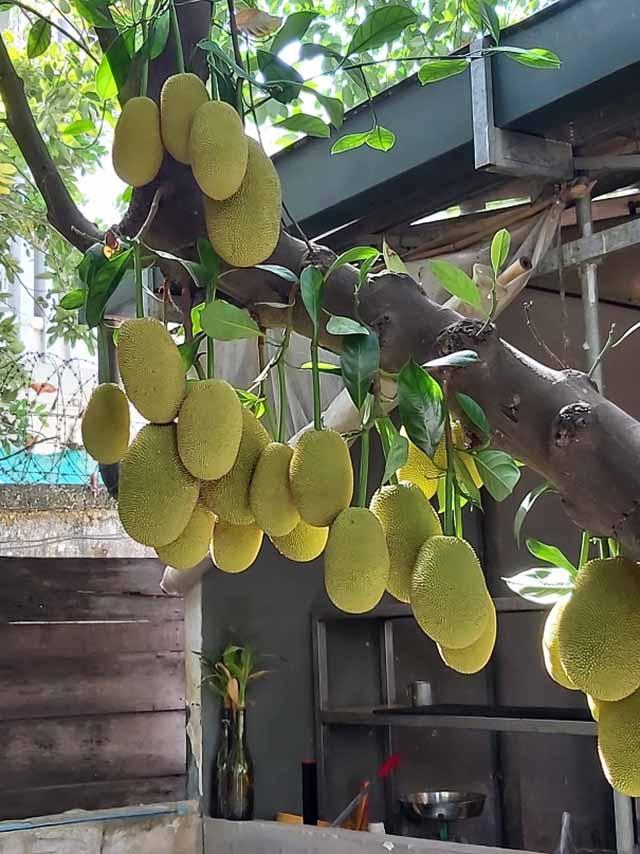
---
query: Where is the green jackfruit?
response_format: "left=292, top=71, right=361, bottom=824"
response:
left=324, top=508, right=389, bottom=614
left=557, top=557, right=640, bottom=701
left=156, top=503, right=215, bottom=570
left=369, top=481, right=442, bottom=603
left=204, top=138, right=281, bottom=267
left=411, top=536, right=490, bottom=649
left=439, top=600, right=497, bottom=674
left=599, top=688, right=640, bottom=795
left=118, top=424, right=199, bottom=547
left=588, top=695, right=601, bottom=722
left=82, top=383, right=130, bottom=464
left=189, top=101, right=248, bottom=200
left=117, top=317, right=186, bottom=424
left=249, top=442, right=299, bottom=536
left=270, top=519, right=328, bottom=562
left=398, top=423, right=482, bottom=499
left=160, top=72, right=209, bottom=164
left=112, top=97, right=163, bottom=187
left=542, top=598, right=578, bottom=691
left=289, top=429, right=353, bottom=527
left=177, top=379, right=242, bottom=480
left=201, top=407, right=270, bottom=524
left=212, top=520, right=263, bottom=573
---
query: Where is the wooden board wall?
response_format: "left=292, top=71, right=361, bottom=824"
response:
left=0, top=558, right=186, bottom=821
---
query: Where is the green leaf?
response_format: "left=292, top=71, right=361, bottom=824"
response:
left=453, top=451, right=482, bottom=508
left=59, top=288, right=86, bottom=310
left=358, top=253, right=379, bottom=288
left=366, top=125, right=396, bottom=152
left=143, top=9, right=171, bottom=60
left=326, top=246, right=380, bottom=279
left=197, top=238, right=220, bottom=280
left=491, top=228, right=511, bottom=277
left=96, top=30, right=134, bottom=100
left=326, top=315, right=370, bottom=336
left=299, top=361, right=342, bottom=375
left=430, top=260, right=481, bottom=308
left=256, top=49, right=303, bottom=104
left=179, top=333, right=205, bottom=371
left=83, top=247, right=134, bottom=328
left=526, top=538, right=577, bottom=576
left=95, top=46, right=119, bottom=101
left=275, top=113, right=330, bottom=139
left=271, top=11, right=319, bottom=55
left=254, top=264, right=297, bottom=283
left=503, top=566, right=574, bottom=604
left=341, top=330, right=380, bottom=410
left=481, top=1, right=501, bottom=43
left=200, top=299, right=261, bottom=341
left=382, top=238, right=408, bottom=274
left=72, top=0, right=112, bottom=27
left=513, top=482, right=553, bottom=547
left=377, top=418, right=409, bottom=485
left=346, top=5, right=418, bottom=57
left=418, top=58, right=468, bottom=84
left=60, top=118, right=96, bottom=137
left=493, top=46, right=561, bottom=69
left=422, top=351, right=480, bottom=370
left=455, top=392, right=490, bottom=434
left=397, top=358, right=445, bottom=458
left=300, top=265, right=324, bottom=330
left=474, top=449, right=521, bottom=502
left=308, top=90, right=344, bottom=129
left=27, top=20, right=52, bottom=59
left=331, top=131, right=369, bottom=155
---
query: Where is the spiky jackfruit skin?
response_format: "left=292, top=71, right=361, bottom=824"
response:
left=542, top=598, right=578, bottom=691
left=324, top=508, right=389, bottom=614
left=201, top=407, right=270, bottom=525
left=289, top=429, right=354, bottom=527
left=599, top=688, right=640, bottom=795
left=211, top=520, right=263, bottom=573
left=588, top=695, right=601, bottom=722
left=369, top=481, right=442, bottom=603
left=160, top=73, right=209, bottom=164
left=117, top=318, right=186, bottom=423
left=156, top=503, right=215, bottom=569
left=112, top=97, right=163, bottom=187
left=118, top=424, right=199, bottom=547
left=204, top=138, right=281, bottom=267
left=177, top=379, right=242, bottom=480
left=557, top=557, right=640, bottom=702
left=398, top=424, right=482, bottom=498
left=270, top=519, right=328, bottom=562
left=81, top=383, right=130, bottom=464
left=439, top=600, right=497, bottom=674
left=189, top=101, right=249, bottom=200
left=411, top=536, right=490, bottom=649
left=249, top=442, right=299, bottom=536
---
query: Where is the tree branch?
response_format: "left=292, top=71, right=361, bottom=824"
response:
left=0, top=33, right=101, bottom=251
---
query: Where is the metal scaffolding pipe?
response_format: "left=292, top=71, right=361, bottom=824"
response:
left=576, top=193, right=604, bottom=392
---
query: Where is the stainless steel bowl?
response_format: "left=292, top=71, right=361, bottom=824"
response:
left=399, top=791, right=486, bottom=822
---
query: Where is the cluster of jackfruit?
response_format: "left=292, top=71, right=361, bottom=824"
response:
left=112, top=73, right=281, bottom=268
left=542, top=556, right=640, bottom=796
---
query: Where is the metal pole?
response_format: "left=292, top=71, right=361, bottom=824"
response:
left=613, top=791, right=635, bottom=854
left=576, top=192, right=604, bottom=391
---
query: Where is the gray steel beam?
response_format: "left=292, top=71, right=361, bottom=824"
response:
left=536, top=218, right=640, bottom=277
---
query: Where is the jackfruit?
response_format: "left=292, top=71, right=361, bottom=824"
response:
left=324, top=508, right=389, bottom=614
left=369, top=481, right=442, bottom=603
left=118, top=424, right=199, bottom=547
left=156, top=503, right=215, bottom=569
left=411, top=536, right=490, bottom=649
left=211, top=520, right=263, bottom=573
left=599, top=687, right=640, bottom=795
left=270, top=519, right=328, bottom=562
left=201, top=407, right=270, bottom=524
left=189, top=101, right=249, bottom=200
left=117, top=317, right=186, bottom=423
left=82, top=383, right=130, bottom=464
left=112, top=97, right=164, bottom=187
left=204, top=138, right=281, bottom=267
left=398, top=423, right=482, bottom=498
left=542, top=598, right=578, bottom=691
left=160, top=72, right=209, bottom=164
left=588, top=695, right=601, bottom=722
left=249, top=442, right=299, bottom=536
left=177, top=378, right=242, bottom=480
left=289, top=429, right=353, bottom=527
left=557, top=557, right=640, bottom=702
left=439, top=600, right=497, bottom=674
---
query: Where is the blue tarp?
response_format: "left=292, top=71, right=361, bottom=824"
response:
left=0, top=447, right=98, bottom=485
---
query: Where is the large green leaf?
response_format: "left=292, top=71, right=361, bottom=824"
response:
left=256, top=50, right=303, bottom=104
left=430, top=260, right=481, bottom=308
left=455, top=392, right=490, bottom=434
left=331, top=132, right=369, bottom=155
left=81, top=246, right=134, bottom=328
left=492, top=46, right=561, bottom=68
left=300, top=265, right=324, bottom=331
left=475, top=449, right=521, bottom=501
left=503, top=566, right=574, bottom=604
left=513, top=482, right=553, bottom=546
left=179, top=333, right=206, bottom=371
left=326, top=315, right=370, bottom=336
left=275, top=113, right=330, bottom=139
left=366, top=125, right=396, bottom=152
left=418, top=58, right=468, bottom=84
left=59, top=288, right=86, bottom=310
left=376, top=417, right=409, bottom=485
left=27, top=20, right=51, bottom=59
left=271, top=11, right=319, bottom=55
left=346, top=5, right=418, bottom=57
left=397, top=359, right=445, bottom=458
left=96, top=30, right=134, bottom=100
left=422, top=351, right=480, bottom=370
left=341, top=329, right=380, bottom=410
left=142, top=9, right=171, bottom=60
left=453, top=451, right=482, bottom=508
left=491, top=228, right=511, bottom=276
left=200, top=299, right=261, bottom=341
left=326, top=246, right=380, bottom=278
left=526, top=538, right=577, bottom=576
left=72, top=0, right=112, bottom=27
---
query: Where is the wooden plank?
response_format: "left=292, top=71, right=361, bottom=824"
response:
left=0, top=812, right=202, bottom=854
left=0, top=711, right=186, bottom=789
left=0, top=558, right=167, bottom=596
left=0, top=652, right=186, bottom=720
left=0, top=621, right=184, bottom=656
left=0, top=777, right=186, bottom=822
left=0, top=590, right=183, bottom=622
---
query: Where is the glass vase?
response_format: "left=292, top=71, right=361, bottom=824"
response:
left=213, top=706, right=232, bottom=818
left=227, top=707, right=254, bottom=820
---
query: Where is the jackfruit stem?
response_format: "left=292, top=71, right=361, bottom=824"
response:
left=311, top=330, right=322, bottom=431
left=356, top=427, right=370, bottom=507
left=140, top=14, right=149, bottom=97
left=97, top=323, right=110, bottom=384
left=444, top=415, right=455, bottom=536
left=579, top=530, right=590, bottom=568
left=454, top=490, right=463, bottom=538
left=206, top=280, right=216, bottom=378
left=170, top=0, right=185, bottom=74
left=277, top=330, right=290, bottom=443
left=134, top=241, right=144, bottom=318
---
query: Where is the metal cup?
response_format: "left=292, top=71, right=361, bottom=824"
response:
left=407, top=680, right=433, bottom=707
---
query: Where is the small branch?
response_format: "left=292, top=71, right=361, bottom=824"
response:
left=523, top=300, right=568, bottom=370
left=12, top=1, right=99, bottom=64
left=134, top=188, right=165, bottom=242
left=0, top=33, right=101, bottom=251
left=588, top=322, right=616, bottom=380
left=226, top=0, right=246, bottom=119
